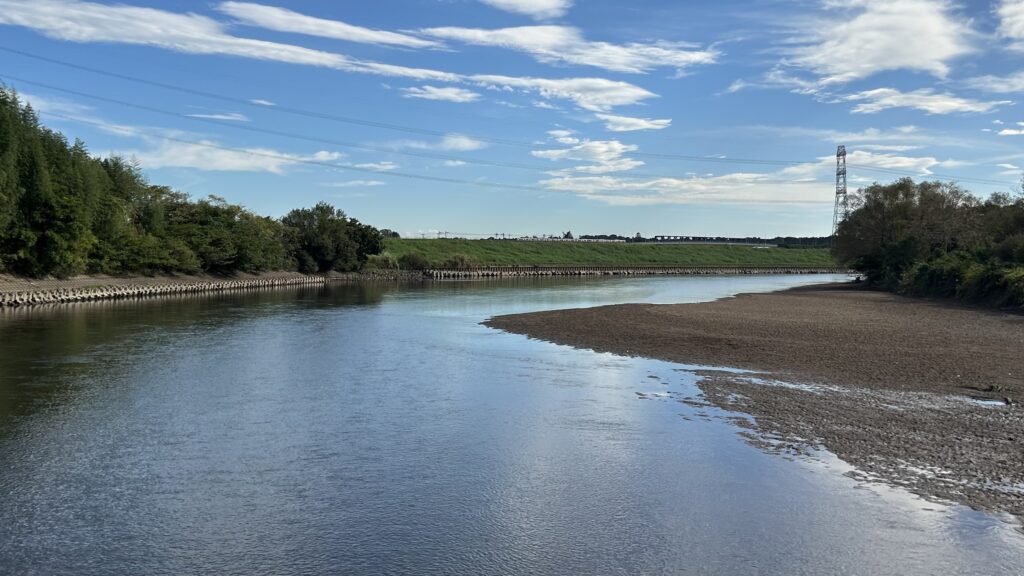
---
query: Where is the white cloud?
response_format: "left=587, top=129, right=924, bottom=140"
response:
left=998, top=0, right=1024, bottom=49
left=539, top=173, right=829, bottom=205
left=217, top=2, right=440, bottom=49
left=0, top=0, right=358, bottom=68
left=352, top=161, right=398, bottom=171
left=250, top=98, right=275, bottom=106
left=843, top=88, right=1010, bottom=114
left=546, top=129, right=579, bottom=144
left=22, top=92, right=140, bottom=137
left=965, top=71, right=1024, bottom=94
left=532, top=139, right=644, bottom=174
left=478, top=0, right=573, bottom=20
left=420, top=25, right=717, bottom=74
left=786, top=0, right=974, bottom=84
left=0, top=0, right=656, bottom=112
left=443, top=160, right=467, bottom=167
left=401, top=86, right=481, bottom=103
left=323, top=180, right=386, bottom=187
left=470, top=75, right=656, bottom=112
left=841, top=149, right=943, bottom=174
left=857, top=144, right=923, bottom=152
left=595, top=113, right=672, bottom=132
left=121, top=140, right=340, bottom=174
left=394, top=133, right=489, bottom=151
left=997, top=163, right=1021, bottom=176
left=999, top=123, right=1024, bottom=136
left=186, top=112, right=250, bottom=121
left=538, top=148, right=958, bottom=206
left=438, top=134, right=488, bottom=151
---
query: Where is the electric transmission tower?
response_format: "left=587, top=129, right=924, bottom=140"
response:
left=831, top=145, right=848, bottom=237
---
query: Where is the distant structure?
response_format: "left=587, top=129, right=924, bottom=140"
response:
left=831, top=145, right=848, bottom=237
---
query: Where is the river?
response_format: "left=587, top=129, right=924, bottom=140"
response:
left=0, top=275, right=1021, bottom=575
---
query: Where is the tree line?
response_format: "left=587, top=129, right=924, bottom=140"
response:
left=834, top=178, right=1024, bottom=308
left=0, top=88, right=384, bottom=278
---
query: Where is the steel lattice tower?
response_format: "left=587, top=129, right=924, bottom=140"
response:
left=831, top=145, right=848, bottom=237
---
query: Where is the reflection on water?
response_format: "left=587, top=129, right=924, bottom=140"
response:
left=0, top=275, right=1021, bottom=575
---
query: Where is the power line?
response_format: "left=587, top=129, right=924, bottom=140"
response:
left=6, top=45, right=1012, bottom=186
left=0, top=45, right=803, bottom=165
left=28, top=111, right=840, bottom=203
left=5, top=73, right=1015, bottom=191
left=0, top=45, right=506, bottom=143
left=0, top=74, right=549, bottom=172
left=38, top=111, right=542, bottom=193
left=0, top=73, right=845, bottom=184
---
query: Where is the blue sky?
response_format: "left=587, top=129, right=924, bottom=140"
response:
left=1, top=0, right=1023, bottom=237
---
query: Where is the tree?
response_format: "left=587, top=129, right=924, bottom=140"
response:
left=833, top=178, right=978, bottom=287
left=0, top=87, right=386, bottom=278
left=281, top=202, right=360, bottom=273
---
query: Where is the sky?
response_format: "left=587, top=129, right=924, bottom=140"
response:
left=0, top=0, right=1023, bottom=238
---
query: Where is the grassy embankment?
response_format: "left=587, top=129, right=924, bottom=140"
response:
left=383, top=239, right=838, bottom=268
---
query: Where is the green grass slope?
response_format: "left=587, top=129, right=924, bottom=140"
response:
left=384, top=239, right=837, bottom=267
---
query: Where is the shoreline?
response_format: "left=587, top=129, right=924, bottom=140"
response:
left=0, top=267, right=847, bottom=308
left=0, top=271, right=427, bottom=308
left=484, top=283, right=1024, bottom=518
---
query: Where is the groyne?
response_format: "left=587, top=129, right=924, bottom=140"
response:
left=426, top=266, right=849, bottom=279
left=0, top=275, right=332, bottom=308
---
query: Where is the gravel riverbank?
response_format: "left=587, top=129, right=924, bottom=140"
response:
left=485, top=283, right=1024, bottom=518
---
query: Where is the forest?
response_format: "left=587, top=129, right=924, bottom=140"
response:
left=0, top=88, right=384, bottom=278
left=834, top=178, right=1024, bottom=308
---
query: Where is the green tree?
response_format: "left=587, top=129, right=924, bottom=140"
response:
left=282, top=202, right=360, bottom=273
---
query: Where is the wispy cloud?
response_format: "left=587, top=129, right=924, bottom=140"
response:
left=0, top=0, right=658, bottom=112
left=470, top=75, right=656, bottom=112
left=843, top=88, right=1010, bottom=115
left=965, top=71, right=1024, bottom=94
left=391, top=133, right=489, bottom=151
left=595, top=113, right=671, bottom=132
left=533, top=137, right=644, bottom=174
left=420, top=25, right=717, bottom=74
left=785, top=0, right=975, bottom=85
left=218, top=2, right=440, bottom=49
left=478, top=0, right=573, bottom=20
left=999, top=122, right=1024, bottom=136
left=322, top=179, right=386, bottom=187
left=186, top=112, right=250, bottom=121
left=120, top=140, right=342, bottom=174
left=351, top=161, right=398, bottom=171
left=998, top=0, right=1024, bottom=50
left=21, top=92, right=139, bottom=137
left=539, top=148, right=959, bottom=206
left=539, top=173, right=830, bottom=205
left=401, top=86, right=481, bottom=103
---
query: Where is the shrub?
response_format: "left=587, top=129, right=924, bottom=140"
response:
left=397, top=252, right=429, bottom=270
left=364, top=252, right=398, bottom=270
left=440, top=253, right=478, bottom=269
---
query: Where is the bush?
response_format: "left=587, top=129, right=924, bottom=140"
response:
left=440, top=253, right=478, bottom=269
left=364, top=252, right=398, bottom=270
left=397, top=252, right=429, bottom=270
left=899, top=253, right=970, bottom=299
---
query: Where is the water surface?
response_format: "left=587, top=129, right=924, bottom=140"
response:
left=1, top=275, right=1021, bottom=575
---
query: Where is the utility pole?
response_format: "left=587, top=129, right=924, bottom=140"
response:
left=831, top=145, right=848, bottom=238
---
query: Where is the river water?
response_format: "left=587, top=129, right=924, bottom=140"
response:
left=0, top=275, right=1021, bottom=575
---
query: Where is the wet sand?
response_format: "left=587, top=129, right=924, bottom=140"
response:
left=485, top=283, right=1024, bottom=517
